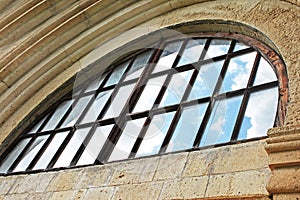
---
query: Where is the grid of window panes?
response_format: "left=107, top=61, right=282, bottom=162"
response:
left=0, top=37, right=280, bottom=174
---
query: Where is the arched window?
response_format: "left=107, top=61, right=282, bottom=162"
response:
left=0, top=33, right=288, bottom=174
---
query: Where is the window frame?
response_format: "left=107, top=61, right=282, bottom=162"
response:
left=0, top=32, right=288, bottom=175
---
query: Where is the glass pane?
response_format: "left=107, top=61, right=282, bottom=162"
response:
left=200, top=95, right=243, bottom=147
left=136, top=112, right=175, bottom=157
left=28, top=115, right=48, bottom=134
left=204, top=39, right=231, bottom=60
left=188, top=60, right=224, bottom=101
left=153, top=41, right=183, bottom=73
left=76, top=125, right=113, bottom=166
left=33, top=131, right=69, bottom=170
left=85, top=75, right=105, bottom=93
left=72, top=86, right=83, bottom=96
left=14, top=135, right=49, bottom=172
left=125, top=50, right=153, bottom=81
left=104, top=83, right=135, bottom=119
left=61, top=95, right=93, bottom=127
left=178, top=39, right=206, bottom=66
left=54, top=127, right=90, bottom=168
left=42, top=100, right=73, bottom=131
left=108, top=118, right=146, bottom=162
left=253, top=57, right=277, bottom=86
left=0, top=138, right=30, bottom=173
left=220, top=52, right=257, bottom=93
left=166, top=103, right=209, bottom=153
left=81, top=90, right=113, bottom=123
left=160, top=70, right=193, bottom=107
left=238, top=87, right=278, bottom=140
left=133, top=75, right=167, bottom=113
left=234, top=42, right=249, bottom=51
left=104, top=62, right=129, bottom=87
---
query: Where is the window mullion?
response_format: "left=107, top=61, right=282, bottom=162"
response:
left=230, top=53, right=261, bottom=141
left=158, top=38, right=212, bottom=154
left=7, top=137, right=36, bottom=173
left=94, top=41, right=164, bottom=163
left=192, top=39, right=236, bottom=147
left=46, top=129, right=76, bottom=169
left=94, top=56, right=136, bottom=121
left=26, top=134, right=55, bottom=171
left=70, top=124, right=98, bottom=166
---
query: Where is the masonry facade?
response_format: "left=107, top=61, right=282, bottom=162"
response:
left=0, top=0, right=299, bottom=199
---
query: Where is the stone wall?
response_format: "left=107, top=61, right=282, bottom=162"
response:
left=0, top=141, right=270, bottom=200
left=0, top=0, right=299, bottom=199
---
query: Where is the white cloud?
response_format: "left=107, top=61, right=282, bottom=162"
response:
left=227, top=52, right=256, bottom=91
left=245, top=88, right=278, bottom=138
left=254, top=57, right=277, bottom=85
left=137, top=113, right=174, bottom=156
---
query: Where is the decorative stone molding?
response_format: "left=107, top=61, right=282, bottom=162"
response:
left=266, top=126, right=300, bottom=199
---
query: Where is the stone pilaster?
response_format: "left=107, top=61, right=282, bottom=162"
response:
left=265, top=126, right=300, bottom=199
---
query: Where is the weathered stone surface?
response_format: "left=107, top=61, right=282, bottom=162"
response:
left=9, top=172, right=56, bottom=194
left=46, top=169, right=82, bottom=191
left=183, top=141, right=268, bottom=177
left=75, top=165, right=113, bottom=189
left=109, top=157, right=159, bottom=186
left=273, top=193, right=300, bottom=200
left=3, top=193, right=28, bottom=200
left=83, top=187, right=115, bottom=200
left=267, top=167, right=300, bottom=193
left=0, top=176, right=18, bottom=195
left=26, top=192, right=53, bottom=200
left=49, top=190, right=87, bottom=200
left=211, top=141, right=269, bottom=174
left=112, top=182, right=163, bottom=200
left=153, top=152, right=188, bottom=181
left=160, top=176, right=209, bottom=199
left=0, top=0, right=299, bottom=199
left=108, top=160, right=145, bottom=186
left=206, top=169, right=270, bottom=198
left=269, top=149, right=300, bottom=168
left=183, top=148, right=220, bottom=177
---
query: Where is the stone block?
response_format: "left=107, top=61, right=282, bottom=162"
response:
left=25, top=192, right=53, bottom=200
left=211, top=141, right=269, bottom=174
left=10, top=172, right=56, bottom=193
left=153, top=152, right=188, bottom=181
left=108, top=160, right=143, bottom=186
left=0, top=82, right=7, bottom=96
left=269, top=149, right=300, bottom=168
left=0, top=176, right=19, bottom=195
left=183, top=148, right=221, bottom=177
left=46, top=169, right=82, bottom=191
left=75, top=165, right=113, bottom=189
left=267, top=167, right=300, bottom=193
left=112, top=182, right=163, bottom=200
left=206, top=169, right=270, bottom=198
left=109, top=157, right=159, bottom=186
left=83, top=187, right=115, bottom=200
left=159, top=176, right=209, bottom=199
left=273, top=193, right=300, bottom=200
left=49, top=190, right=86, bottom=200
left=139, top=157, right=160, bottom=183
left=3, top=193, right=28, bottom=200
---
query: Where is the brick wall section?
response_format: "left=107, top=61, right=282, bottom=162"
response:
left=0, top=141, right=270, bottom=200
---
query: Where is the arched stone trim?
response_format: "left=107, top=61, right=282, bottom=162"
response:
left=0, top=0, right=297, bottom=153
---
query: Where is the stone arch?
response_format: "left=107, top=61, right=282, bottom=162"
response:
left=0, top=0, right=298, bottom=154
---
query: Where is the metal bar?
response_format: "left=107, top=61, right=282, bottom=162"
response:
left=230, top=52, right=261, bottom=141
left=193, top=39, right=236, bottom=147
